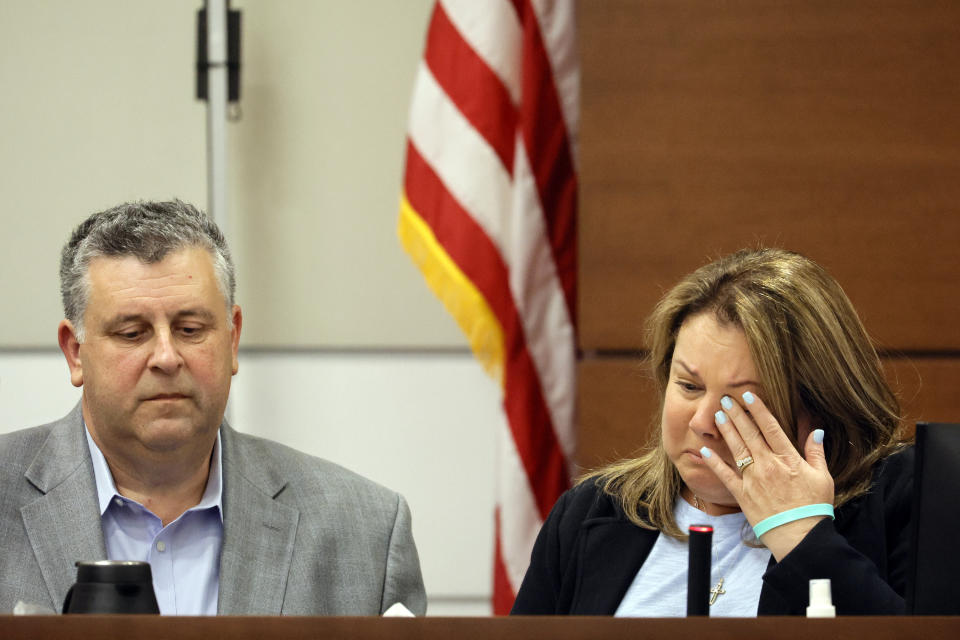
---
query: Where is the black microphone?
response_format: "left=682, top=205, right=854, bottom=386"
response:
left=687, top=524, right=713, bottom=616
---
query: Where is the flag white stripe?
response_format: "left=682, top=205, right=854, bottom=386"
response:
left=509, top=138, right=577, bottom=463
left=440, top=0, right=523, bottom=106
left=497, top=420, right=545, bottom=592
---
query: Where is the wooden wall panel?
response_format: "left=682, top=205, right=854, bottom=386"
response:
left=884, top=358, right=960, bottom=436
left=577, top=358, right=960, bottom=471
left=576, top=358, right=658, bottom=471
left=578, top=0, right=960, bottom=351
left=577, top=1, right=960, bottom=465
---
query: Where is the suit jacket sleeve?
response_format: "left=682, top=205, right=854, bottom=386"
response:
left=383, top=493, right=427, bottom=615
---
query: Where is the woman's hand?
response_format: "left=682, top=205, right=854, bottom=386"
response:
left=699, top=391, right=835, bottom=561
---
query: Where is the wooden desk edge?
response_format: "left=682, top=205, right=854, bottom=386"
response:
left=2, top=615, right=959, bottom=640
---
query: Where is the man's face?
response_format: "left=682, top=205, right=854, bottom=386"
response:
left=61, top=247, right=241, bottom=457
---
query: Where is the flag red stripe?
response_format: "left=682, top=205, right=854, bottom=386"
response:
left=492, top=508, right=516, bottom=615
left=404, top=142, right=569, bottom=518
left=516, top=1, right=578, bottom=328
left=424, top=3, right=516, bottom=173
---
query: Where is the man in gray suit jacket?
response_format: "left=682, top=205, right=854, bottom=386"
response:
left=0, top=200, right=426, bottom=615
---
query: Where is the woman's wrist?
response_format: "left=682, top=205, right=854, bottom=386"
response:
left=760, top=514, right=831, bottom=562
left=753, top=503, right=835, bottom=538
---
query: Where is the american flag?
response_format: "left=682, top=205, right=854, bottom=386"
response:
left=399, top=0, right=578, bottom=614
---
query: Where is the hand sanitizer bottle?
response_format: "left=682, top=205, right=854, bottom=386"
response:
left=806, top=578, right=836, bottom=617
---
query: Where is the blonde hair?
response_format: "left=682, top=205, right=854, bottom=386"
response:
left=590, top=248, right=905, bottom=539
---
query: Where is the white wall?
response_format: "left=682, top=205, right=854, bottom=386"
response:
left=0, top=0, right=504, bottom=616
left=0, top=0, right=464, bottom=348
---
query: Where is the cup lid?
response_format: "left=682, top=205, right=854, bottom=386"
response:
left=75, top=560, right=153, bottom=583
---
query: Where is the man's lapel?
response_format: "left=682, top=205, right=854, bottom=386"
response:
left=21, top=404, right=106, bottom=611
left=218, top=424, right=299, bottom=615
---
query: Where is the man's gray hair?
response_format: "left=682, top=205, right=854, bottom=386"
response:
left=60, top=200, right=236, bottom=342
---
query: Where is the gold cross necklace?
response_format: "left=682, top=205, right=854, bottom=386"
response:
left=709, top=578, right=726, bottom=605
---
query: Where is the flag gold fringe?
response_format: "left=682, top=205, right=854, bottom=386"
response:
left=398, top=194, right=505, bottom=386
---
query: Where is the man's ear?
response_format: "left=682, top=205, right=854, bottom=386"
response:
left=230, top=305, right=243, bottom=375
left=58, top=320, right=84, bottom=387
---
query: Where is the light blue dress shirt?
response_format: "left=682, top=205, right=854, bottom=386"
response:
left=85, top=425, right=224, bottom=615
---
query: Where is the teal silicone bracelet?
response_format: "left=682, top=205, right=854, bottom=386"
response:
left=752, top=503, right=835, bottom=538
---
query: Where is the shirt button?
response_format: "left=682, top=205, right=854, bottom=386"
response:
left=113, top=497, right=124, bottom=507
left=156, top=541, right=166, bottom=552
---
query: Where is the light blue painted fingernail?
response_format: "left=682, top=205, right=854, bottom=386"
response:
left=742, top=391, right=756, bottom=405
left=714, top=410, right=727, bottom=425
left=721, top=396, right=733, bottom=410
left=700, top=447, right=712, bottom=458
left=813, top=428, right=825, bottom=444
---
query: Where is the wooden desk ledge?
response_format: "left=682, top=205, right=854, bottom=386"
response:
left=3, top=615, right=960, bottom=640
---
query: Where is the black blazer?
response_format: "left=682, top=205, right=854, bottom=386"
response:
left=512, top=448, right=913, bottom=615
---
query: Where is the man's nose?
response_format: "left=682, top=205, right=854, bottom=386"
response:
left=689, top=396, right=722, bottom=440
left=148, top=330, right=184, bottom=373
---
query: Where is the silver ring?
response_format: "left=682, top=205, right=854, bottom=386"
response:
left=736, top=456, right=755, bottom=471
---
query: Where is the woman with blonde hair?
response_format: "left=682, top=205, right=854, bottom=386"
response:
left=511, top=248, right=911, bottom=616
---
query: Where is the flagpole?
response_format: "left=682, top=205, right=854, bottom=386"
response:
left=204, top=0, right=228, bottom=236
left=198, top=0, right=237, bottom=423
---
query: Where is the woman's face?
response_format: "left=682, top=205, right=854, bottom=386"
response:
left=661, top=312, right=763, bottom=512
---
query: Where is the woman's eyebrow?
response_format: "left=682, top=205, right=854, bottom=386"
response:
left=673, top=358, right=759, bottom=388
left=673, top=359, right=699, bottom=377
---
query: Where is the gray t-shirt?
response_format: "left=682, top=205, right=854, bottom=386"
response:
left=614, top=498, right=772, bottom=617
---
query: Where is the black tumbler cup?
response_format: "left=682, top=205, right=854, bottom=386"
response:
left=62, top=560, right=160, bottom=614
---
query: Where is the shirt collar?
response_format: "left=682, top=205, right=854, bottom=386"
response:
left=84, top=421, right=224, bottom=522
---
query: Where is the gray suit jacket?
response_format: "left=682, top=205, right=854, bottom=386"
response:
left=0, top=404, right=426, bottom=615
